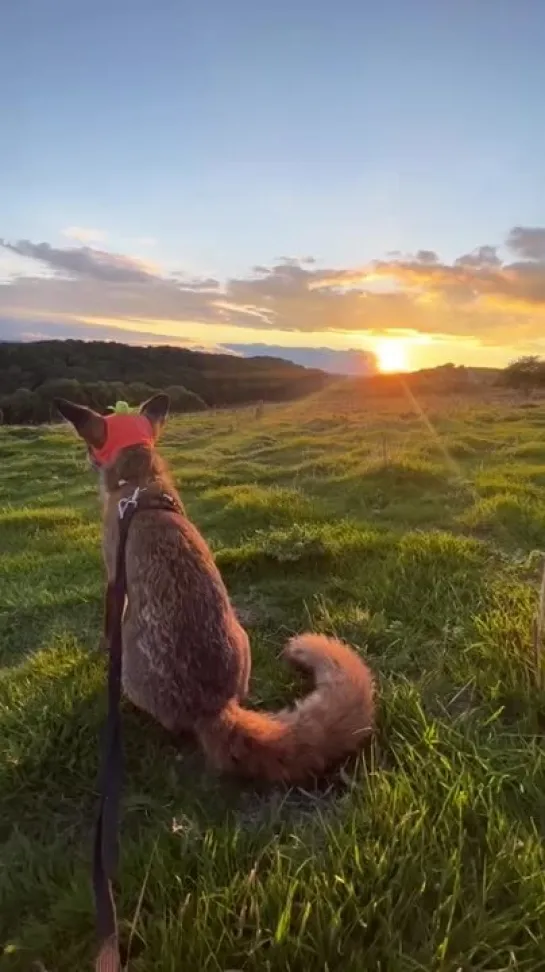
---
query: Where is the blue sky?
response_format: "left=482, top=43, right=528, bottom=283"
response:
left=2, top=0, right=545, bottom=371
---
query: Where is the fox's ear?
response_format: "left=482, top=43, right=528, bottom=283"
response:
left=54, top=399, right=107, bottom=450
left=139, top=393, right=169, bottom=436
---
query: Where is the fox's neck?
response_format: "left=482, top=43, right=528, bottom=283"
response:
left=100, top=448, right=183, bottom=582
left=102, top=444, right=181, bottom=514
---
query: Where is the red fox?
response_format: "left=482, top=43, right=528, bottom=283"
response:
left=56, top=395, right=375, bottom=784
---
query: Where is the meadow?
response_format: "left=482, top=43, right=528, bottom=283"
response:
left=1, top=384, right=545, bottom=971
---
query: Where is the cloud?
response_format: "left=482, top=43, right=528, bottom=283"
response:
left=2, top=226, right=545, bottom=351
left=454, top=245, right=500, bottom=268
left=62, top=226, right=107, bottom=244
left=314, top=228, right=545, bottom=336
left=506, top=226, right=545, bottom=261
left=415, top=250, right=439, bottom=265
left=1, top=239, right=160, bottom=283
left=0, top=314, right=227, bottom=350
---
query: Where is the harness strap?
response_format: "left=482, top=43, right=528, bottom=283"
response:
left=93, top=487, right=182, bottom=971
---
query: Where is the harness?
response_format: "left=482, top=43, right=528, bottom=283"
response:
left=93, top=485, right=183, bottom=971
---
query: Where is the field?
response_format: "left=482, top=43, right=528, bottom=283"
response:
left=1, top=385, right=545, bottom=971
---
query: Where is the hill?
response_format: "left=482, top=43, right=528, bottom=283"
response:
left=0, top=339, right=331, bottom=423
left=1, top=387, right=544, bottom=970
left=225, top=343, right=378, bottom=375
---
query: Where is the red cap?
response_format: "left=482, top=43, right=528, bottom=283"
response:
left=91, top=414, right=154, bottom=466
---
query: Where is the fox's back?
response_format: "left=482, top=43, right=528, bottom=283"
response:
left=122, top=510, right=250, bottom=729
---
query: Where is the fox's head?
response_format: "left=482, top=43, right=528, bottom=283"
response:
left=55, top=394, right=170, bottom=490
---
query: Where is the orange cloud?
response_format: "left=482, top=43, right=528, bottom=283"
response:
left=2, top=227, right=545, bottom=357
left=313, top=242, right=545, bottom=334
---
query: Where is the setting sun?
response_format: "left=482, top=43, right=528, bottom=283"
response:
left=374, top=337, right=409, bottom=373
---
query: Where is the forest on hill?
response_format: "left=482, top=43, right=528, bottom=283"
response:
left=1, top=339, right=543, bottom=425
left=0, top=339, right=331, bottom=423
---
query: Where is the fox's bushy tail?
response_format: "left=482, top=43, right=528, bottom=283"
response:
left=196, top=634, right=375, bottom=784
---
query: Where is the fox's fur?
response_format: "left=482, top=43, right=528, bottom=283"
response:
left=56, top=394, right=376, bottom=784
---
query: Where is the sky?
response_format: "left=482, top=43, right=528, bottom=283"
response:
left=2, top=0, right=545, bottom=373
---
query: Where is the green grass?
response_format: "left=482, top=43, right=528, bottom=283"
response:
left=1, top=388, right=545, bottom=971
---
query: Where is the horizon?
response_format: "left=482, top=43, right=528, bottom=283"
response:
left=0, top=334, right=515, bottom=380
left=3, top=1, right=545, bottom=373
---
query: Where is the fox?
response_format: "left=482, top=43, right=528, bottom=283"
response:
left=55, top=394, right=376, bottom=784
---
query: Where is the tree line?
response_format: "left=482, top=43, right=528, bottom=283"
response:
left=0, top=340, right=330, bottom=424
left=1, top=340, right=542, bottom=425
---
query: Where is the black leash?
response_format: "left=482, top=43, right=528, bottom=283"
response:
left=92, top=486, right=181, bottom=971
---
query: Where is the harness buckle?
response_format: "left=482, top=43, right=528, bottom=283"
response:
left=117, top=486, right=144, bottom=520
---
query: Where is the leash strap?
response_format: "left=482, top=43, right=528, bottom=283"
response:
left=93, top=506, right=131, bottom=971
left=92, top=487, right=182, bottom=971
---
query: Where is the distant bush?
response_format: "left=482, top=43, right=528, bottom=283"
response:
left=500, top=356, right=545, bottom=391
left=0, top=378, right=208, bottom=424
